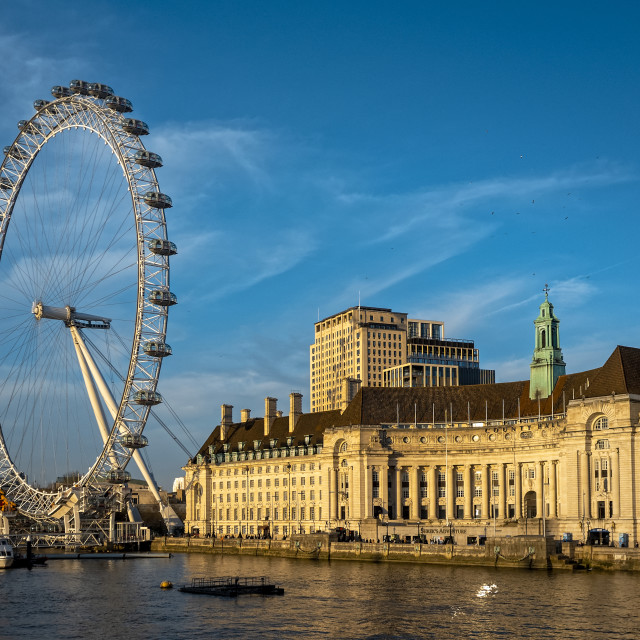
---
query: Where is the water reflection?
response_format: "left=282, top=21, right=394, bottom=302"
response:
left=1, top=554, right=640, bottom=639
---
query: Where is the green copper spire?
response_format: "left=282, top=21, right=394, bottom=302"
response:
left=529, top=285, right=566, bottom=399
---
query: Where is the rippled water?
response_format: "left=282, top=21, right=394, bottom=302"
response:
left=1, top=553, right=639, bottom=639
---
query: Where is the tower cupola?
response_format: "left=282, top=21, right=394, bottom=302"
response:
left=529, top=285, right=566, bottom=399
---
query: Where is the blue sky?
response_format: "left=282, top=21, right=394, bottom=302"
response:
left=1, top=1, right=638, bottom=487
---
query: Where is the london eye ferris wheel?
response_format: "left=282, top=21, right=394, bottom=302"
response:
left=0, top=80, right=177, bottom=525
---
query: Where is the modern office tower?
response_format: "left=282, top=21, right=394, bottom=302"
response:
left=310, top=307, right=408, bottom=413
left=310, top=307, right=494, bottom=412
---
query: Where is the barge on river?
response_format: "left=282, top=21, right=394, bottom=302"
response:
left=179, top=576, right=284, bottom=597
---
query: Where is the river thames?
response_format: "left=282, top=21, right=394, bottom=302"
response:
left=2, top=553, right=639, bottom=639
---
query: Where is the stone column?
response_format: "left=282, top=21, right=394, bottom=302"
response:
left=515, top=462, right=522, bottom=519
left=411, top=466, right=420, bottom=519
left=364, top=465, right=372, bottom=520
left=329, top=466, right=337, bottom=521
left=580, top=451, right=591, bottom=519
left=499, top=463, right=507, bottom=518
left=428, top=466, right=437, bottom=520
left=447, top=466, right=456, bottom=520
left=464, top=465, right=473, bottom=519
left=396, top=466, right=403, bottom=520
left=612, top=449, right=620, bottom=518
left=549, top=460, right=558, bottom=518
left=481, top=464, right=489, bottom=519
left=536, top=461, right=544, bottom=518
left=381, top=465, right=389, bottom=519
left=348, top=465, right=355, bottom=521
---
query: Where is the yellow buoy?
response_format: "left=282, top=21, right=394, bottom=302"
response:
left=160, top=580, right=173, bottom=589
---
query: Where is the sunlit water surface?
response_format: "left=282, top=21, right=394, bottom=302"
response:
left=1, top=553, right=638, bottom=639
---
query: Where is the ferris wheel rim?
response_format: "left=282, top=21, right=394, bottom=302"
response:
left=0, top=84, right=174, bottom=519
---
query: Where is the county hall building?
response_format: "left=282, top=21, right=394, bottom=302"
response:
left=184, top=293, right=640, bottom=546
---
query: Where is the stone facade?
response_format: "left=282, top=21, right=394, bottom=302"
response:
left=185, top=298, right=640, bottom=547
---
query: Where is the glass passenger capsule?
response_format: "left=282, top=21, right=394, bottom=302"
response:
left=0, top=177, right=15, bottom=190
left=143, top=192, right=172, bottom=208
left=134, top=150, right=163, bottom=168
left=133, top=389, right=163, bottom=405
left=88, top=83, right=114, bottom=98
left=105, top=95, right=133, bottom=113
left=18, top=120, right=45, bottom=135
left=147, top=239, right=178, bottom=256
left=33, top=99, right=50, bottom=110
left=69, top=79, right=91, bottom=95
left=122, top=119, right=149, bottom=136
left=107, top=469, right=131, bottom=484
left=51, top=85, right=72, bottom=98
left=143, top=341, right=173, bottom=357
left=3, top=146, right=29, bottom=160
left=148, top=290, right=177, bottom=306
left=120, top=433, right=149, bottom=449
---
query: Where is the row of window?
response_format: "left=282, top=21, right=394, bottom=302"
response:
left=212, top=475, right=319, bottom=490
left=211, top=463, right=317, bottom=476
left=214, top=489, right=321, bottom=503
left=214, top=506, right=323, bottom=522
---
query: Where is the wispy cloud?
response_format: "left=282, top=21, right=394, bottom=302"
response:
left=336, top=164, right=637, bottom=244
left=151, top=121, right=275, bottom=193
left=0, top=32, right=89, bottom=133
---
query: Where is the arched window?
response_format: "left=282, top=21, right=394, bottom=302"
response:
left=339, top=441, right=348, bottom=453
left=595, top=439, right=610, bottom=450
left=541, top=329, right=546, bottom=348
left=594, top=416, right=609, bottom=430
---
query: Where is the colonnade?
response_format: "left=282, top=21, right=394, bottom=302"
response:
left=326, top=460, right=564, bottom=523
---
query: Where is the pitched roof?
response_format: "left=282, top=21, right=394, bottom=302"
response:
left=585, top=346, right=640, bottom=397
left=195, top=345, right=640, bottom=460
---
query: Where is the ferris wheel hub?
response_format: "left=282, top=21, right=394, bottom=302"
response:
left=31, top=301, right=111, bottom=329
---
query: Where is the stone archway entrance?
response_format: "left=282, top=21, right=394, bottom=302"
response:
left=524, top=491, right=537, bottom=518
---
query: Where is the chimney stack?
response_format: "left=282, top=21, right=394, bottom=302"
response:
left=341, top=378, right=361, bottom=411
left=241, top=408, right=251, bottom=422
left=289, top=392, right=303, bottom=433
left=220, top=404, right=233, bottom=440
left=264, top=397, right=277, bottom=437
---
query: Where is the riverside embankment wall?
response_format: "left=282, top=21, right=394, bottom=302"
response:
left=150, top=534, right=640, bottom=571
